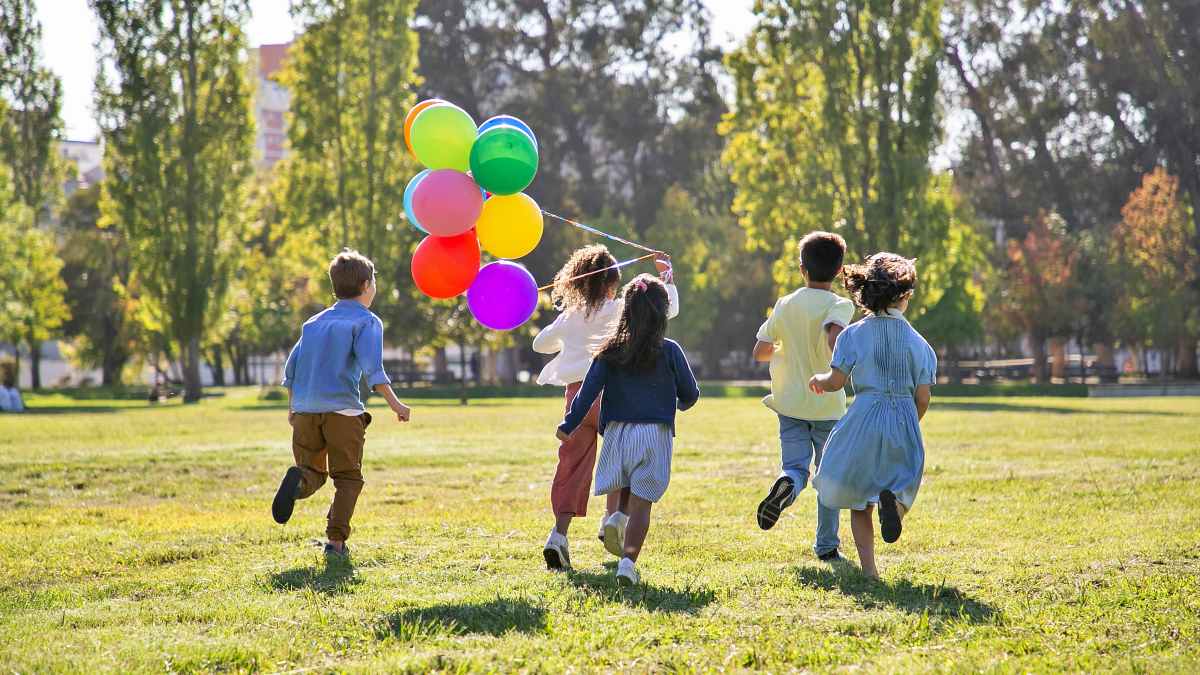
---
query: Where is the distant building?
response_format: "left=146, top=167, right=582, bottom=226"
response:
left=59, top=139, right=104, bottom=195
left=249, top=42, right=292, bottom=170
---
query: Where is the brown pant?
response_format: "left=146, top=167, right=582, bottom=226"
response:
left=290, top=412, right=371, bottom=541
left=550, top=381, right=601, bottom=517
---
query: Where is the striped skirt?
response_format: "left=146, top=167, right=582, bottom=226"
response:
left=594, top=422, right=674, bottom=503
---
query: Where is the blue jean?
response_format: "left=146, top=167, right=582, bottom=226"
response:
left=779, top=414, right=840, bottom=556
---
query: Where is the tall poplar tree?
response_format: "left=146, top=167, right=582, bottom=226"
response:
left=92, top=0, right=255, bottom=402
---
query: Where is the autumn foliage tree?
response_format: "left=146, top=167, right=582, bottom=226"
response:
left=1001, top=212, right=1077, bottom=382
left=1112, top=168, right=1198, bottom=377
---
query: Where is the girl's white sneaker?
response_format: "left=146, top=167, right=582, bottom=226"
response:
left=602, top=511, right=629, bottom=557
left=616, top=557, right=640, bottom=586
left=543, top=529, right=570, bottom=570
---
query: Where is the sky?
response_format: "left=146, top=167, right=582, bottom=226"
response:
left=38, top=0, right=757, bottom=141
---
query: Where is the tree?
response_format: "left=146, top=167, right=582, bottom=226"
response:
left=280, top=0, right=419, bottom=256
left=215, top=174, right=328, bottom=386
left=722, top=0, right=988, bottom=360
left=414, top=0, right=727, bottom=283
left=92, top=0, right=255, bottom=402
left=0, top=163, right=69, bottom=388
left=1000, top=212, right=1077, bottom=383
left=279, top=0, right=426, bottom=375
left=58, top=184, right=139, bottom=386
left=1112, top=168, right=1198, bottom=376
left=1, top=0, right=68, bottom=388
left=1076, top=0, right=1200, bottom=375
left=724, top=0, right=941, bottom=256
left=0, top=0, right=66, bottom=221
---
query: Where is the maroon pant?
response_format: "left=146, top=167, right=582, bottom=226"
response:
left=550, top=381, right=601, bottom=517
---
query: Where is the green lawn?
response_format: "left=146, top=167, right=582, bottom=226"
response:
left=1, top=389, right=1198, bottom=673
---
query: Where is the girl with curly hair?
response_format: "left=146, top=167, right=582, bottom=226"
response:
left=808, top=253, right=938, bottom=579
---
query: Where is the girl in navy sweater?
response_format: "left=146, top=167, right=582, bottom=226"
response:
left=558, top=274, right=700, bottom=585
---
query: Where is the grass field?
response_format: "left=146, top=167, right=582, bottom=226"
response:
left=1, top=389, right=1198, bottom=673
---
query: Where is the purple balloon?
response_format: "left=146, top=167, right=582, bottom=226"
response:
left=411, top=169, right=483, bottom=237
left=467, top=261, right=538, bottom=331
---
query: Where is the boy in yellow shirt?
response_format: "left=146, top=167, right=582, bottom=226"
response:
left=752, top=232, right=853, bottom=561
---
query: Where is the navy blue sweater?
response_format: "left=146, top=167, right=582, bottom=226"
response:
left=559, top=339, right=700, bottom=436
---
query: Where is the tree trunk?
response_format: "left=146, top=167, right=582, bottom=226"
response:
left=30, top=341, right=41, bottom=390
left=181, top=335, right=203, bottom=403
left=102, top=349, right=127, bottom=387
left=1030, top=333, right=1049, bottom=383
left=208, top=348, right=226, bottom=387
left=1094, top=341, right=1118, bottom=384
left=947, top=344, right=962, bottom=385
left=458, top=339, right=468, bottom=406
left=1049, top=338, right=1067, bottom=382
left=433, top=347, right=449, bottom=383
left=1177, top=336, right=1198, bottom=379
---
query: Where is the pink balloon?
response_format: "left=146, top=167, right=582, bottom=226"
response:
left=411, top=169, right=484, bottom=237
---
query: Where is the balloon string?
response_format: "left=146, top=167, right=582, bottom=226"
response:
left=537, top=253, right=658, bottom=292
left=540, top=210, right=659, bottom=253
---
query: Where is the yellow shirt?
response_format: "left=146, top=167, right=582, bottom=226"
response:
left=757, top=287, right=854, bottom=420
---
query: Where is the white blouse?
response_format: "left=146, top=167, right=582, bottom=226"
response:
left=532, top=283, right=680, bottom=386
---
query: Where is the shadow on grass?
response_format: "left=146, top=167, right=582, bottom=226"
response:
left=931, top=398, right=1176, bottom=415
left=794, top=565, right=997, bottom=623
left=375, top=598, right=547, bottom=638
left=19, top=406, right=128, bottom=415
left=566, top=564, right=716, bottom=614
left=269, top=558, right=361, bottom=595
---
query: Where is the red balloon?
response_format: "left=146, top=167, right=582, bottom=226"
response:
left=411, top=231, right=480, bottom=299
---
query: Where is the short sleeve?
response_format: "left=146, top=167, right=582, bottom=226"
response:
left=830, top=325, right=856, bottom=373
left=915, top=338, right=938, bottom=386
left=824, top=298, right=853, bottom=329
left=756, top=299, right=782, bottom=342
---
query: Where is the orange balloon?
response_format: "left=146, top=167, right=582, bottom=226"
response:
left=405, top=98, right=445, bottom=157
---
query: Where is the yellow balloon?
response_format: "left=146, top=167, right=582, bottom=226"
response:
left=476, top=193, right=544, bottom=259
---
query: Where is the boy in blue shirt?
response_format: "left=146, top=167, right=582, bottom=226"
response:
left=272, top=250, right=411, bottom=558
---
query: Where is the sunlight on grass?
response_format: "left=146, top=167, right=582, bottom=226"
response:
left=1, top=389, right=1197, bottom=671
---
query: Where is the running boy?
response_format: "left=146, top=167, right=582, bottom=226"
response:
left=271, top=250, right=411, bottom=558
left=752, top=232, right=853, bottom=561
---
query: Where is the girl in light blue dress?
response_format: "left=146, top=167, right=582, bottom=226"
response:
left=809, top=253, right=936, bottom=579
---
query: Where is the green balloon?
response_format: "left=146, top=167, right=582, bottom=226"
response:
left=469, top=125, right=539, bottom=196
left=411, top=104, right=477, bottom=171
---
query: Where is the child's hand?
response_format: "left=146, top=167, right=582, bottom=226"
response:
left=808, top=375, right=825, bottom=394
left=391, top=401, right=411, bottom=423
left=653, top=252, right=673, bottom=282
left=556, top=429, right=569, bottom=442
left=288, top=411, right=295, bottom=425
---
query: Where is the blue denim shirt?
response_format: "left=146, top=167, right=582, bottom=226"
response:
left=282, top=300, right=391, bottom=413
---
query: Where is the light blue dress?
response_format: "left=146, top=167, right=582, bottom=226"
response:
left=813, top=309, right=937, bottom=511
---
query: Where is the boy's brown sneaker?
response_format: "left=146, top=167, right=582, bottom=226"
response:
left=272, top=466, right=303, bottom=524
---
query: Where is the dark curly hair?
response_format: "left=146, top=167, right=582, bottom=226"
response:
left=596, top=274, right=669, bottom=372
left=551, top=245, right=620, bottom=318
left=843, top=252, right=917, bottom=315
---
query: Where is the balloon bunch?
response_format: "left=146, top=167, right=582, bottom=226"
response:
left=404, top=99, right=543, bottom=331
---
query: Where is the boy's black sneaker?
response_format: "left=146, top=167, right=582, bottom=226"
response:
left=272, top=466, right=303, bottom=524
left=879, top=489, right=902, bottom=543
left=817, top=549, right=843, bottom=562
left=756, top=476, right=796, bottom=530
